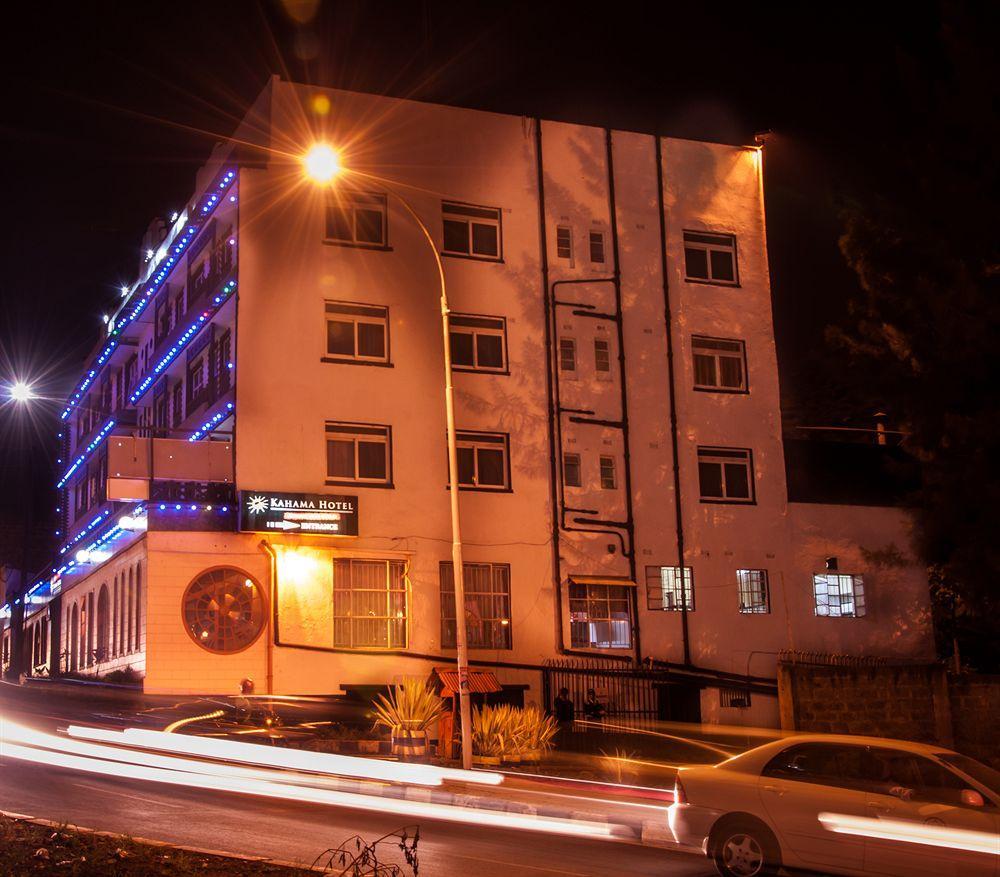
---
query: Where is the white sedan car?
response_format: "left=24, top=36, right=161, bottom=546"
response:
left=668, top=733, right=1000, bottom=877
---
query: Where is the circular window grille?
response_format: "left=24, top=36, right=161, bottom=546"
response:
left=182, top=568, right=265, bottom=653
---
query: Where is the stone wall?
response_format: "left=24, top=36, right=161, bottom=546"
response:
left=778, top=660, right=1000, bottom=768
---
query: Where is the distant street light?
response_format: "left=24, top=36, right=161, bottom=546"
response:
left=301, top=143, right=475, bottom=771
left=10, top=381, right=34, bottom=403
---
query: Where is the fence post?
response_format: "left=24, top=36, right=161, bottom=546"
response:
left=776, top=661, right=798, bottom=731
left=930, top=664, right=955, bottom=748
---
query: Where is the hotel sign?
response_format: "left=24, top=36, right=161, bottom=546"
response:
left=238, top=490, right=359, bottom=536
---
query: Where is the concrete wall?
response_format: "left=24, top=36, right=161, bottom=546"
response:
left=949, top=675, right=1000, bottom=768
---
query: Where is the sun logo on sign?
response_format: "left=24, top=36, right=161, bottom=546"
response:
left=246, top=495, right=268, bottom=515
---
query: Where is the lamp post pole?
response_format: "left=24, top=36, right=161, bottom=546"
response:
left=392, top=193, right=474, bottom=771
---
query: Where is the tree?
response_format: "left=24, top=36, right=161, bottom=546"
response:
left=830, top=5, right=1000, bottom=670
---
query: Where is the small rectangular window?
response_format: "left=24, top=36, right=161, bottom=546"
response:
left=594, top=338, right=612, bottom=379
left=569, top=582, right=632, bottom=649
left=440, top=562, right=512, bottom=650
left=589, top=231, right=605, bottom=264
left=326, top=422, right=391, bottom=485
left=692, top=336, right=747, bottom=392
left=599, top=455, right=617, bottom=489
left=456, top=431, right=509, bottom=490
left=171, top=382, right=184, bottom=428
left=556, top=226, right=573, bottom=260
left=813, top=573, right=866, bottom=617
left=563, top=452, right=581, bottom=487
left=559, top=337, right=576, bottom=373
left=737, top=569, right=770, bottom=614
left=646, top=566, right=694, bottom=611
left=683, top=231, right=738, bottom=285
left=450, top=314, right=508, bottom=372
left=324, top=302, right=389, bottom=364
left=442, top=202, right=501, bottom=260
left=697, top=447, right=754, bottom=503
left=326, top=192, right=388, bottom=247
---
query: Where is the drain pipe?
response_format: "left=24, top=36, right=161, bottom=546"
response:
left=258, top=539, right=276, bottom=695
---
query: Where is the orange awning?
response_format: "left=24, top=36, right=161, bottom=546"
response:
left=432, top=667, right=503, bottom=697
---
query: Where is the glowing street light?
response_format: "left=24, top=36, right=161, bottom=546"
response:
left=10, top=381, right=34, bottom=403
left=301, top=144, right=475, bottom=770
left=302, top=143, right=342, bottom=185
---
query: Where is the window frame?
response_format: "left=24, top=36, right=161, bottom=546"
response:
left=589, top=230, right=606, bottom=264
left=594, top=337, right=612, bottom=380
left=692, top=335, right=749, bottom=393
left=325, top=421, right=393, bottom=488
left=737, top=568, right=770, bottom=614
left=332, top=558, right=407, bottom=650
left=441, top=201, right=503, bottom=262
left=697, top=446, right=756, bottom=504
left=813, top=573, right=867, bottom=618
left=645, top=565, right=695, bottom=611
left=324, top=191, right=390, bottom=250
left=563, top=452, right=582, bottom=488
left=569, top=581, right=633, bottom=650
left=455, top=430, right=511, bottom=492
left=683, top=230, right=739, bottom=286
left=559, top=337, right=577, bottom=375
left=556, top=225, right=573, bottom=261
left=440, top=561, right=513, bottom=650
left=599, top=455, right=617, bottom=490
left=449, top=313, right=509, bottom=374
left=322, top=301, right=391, bottom=367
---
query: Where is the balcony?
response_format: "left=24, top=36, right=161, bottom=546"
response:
left=106, top=432, right=233, bottom=502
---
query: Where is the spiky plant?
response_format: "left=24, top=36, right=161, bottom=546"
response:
left=371, top=678, right=445, bottom=733
left=520, top=704, right=559, bottom=752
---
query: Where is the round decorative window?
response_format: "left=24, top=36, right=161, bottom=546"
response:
left=182, top=568, right=266, bottom=653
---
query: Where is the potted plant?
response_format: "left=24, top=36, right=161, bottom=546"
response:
left=471, top=704, right=506, bottom=766
left=520, top=704, right=558, bottom=763
left=371, top=678, right=445, bottom=761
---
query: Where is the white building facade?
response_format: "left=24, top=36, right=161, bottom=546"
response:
left=1, top=78, right=934, bottom=725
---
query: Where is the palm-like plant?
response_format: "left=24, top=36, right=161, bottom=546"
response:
left=471, top=704, right=509, bottom=757
left=371, top=678, right=445, bottom=733
left=520, top=704, right=558, bottom=753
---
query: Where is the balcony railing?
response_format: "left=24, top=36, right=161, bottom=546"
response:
left=106, top=431, right=233, bottom=502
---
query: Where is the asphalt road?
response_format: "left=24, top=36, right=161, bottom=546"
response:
left=0, top=684, right=716, bottom=876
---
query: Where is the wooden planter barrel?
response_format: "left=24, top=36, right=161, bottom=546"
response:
left=391, top=724, right=428, bottom=759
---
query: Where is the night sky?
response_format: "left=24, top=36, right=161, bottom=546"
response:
left=0, top=0, right=961, bottom=563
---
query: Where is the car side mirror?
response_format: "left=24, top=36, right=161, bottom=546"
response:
left=961, top=789, right=985, bottom=808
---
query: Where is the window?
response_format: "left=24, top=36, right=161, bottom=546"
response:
left=692, top=336, right=747, bottom=392
left=569, top=581, right=632, bottom=649
left=442, top=202, right=501, bottom=260
left=182, top=568, right=266, bottom=653
left=325, top=191, right=388, bottom=247
left=326, top=422, right=391, bottom=485
left=333, top=558, right=406, bottom=649
left=683, top=231, right=738, bottom=284
left=813, top=573, right=866, bottom=617
left=556, top=226, right=573, bottom=260
left=599, top=455, right=617, bottom=489
left=189, top=357, right=206, bottom=395
left=697, top=447, right=754, bottom=503
left=559, top=337, right=577, bottom=373
left=646, top=566, right=694, bottom=611
left=440, top=562, right=512, bottom=650
left=594, top=338, right=611, bottom=379
left=324, top=302, right=389, bottom=364
left=450, top=314, right=507, bottom=372
left=171, top=382, right=184, bottom=428
left=563, top=452, right=581, bottom=487
left=456, top=431, right=509, bottom=490
left=737, top=569, right=770, bottom=614
left=763, top=743, right=869, bottom=791
left=589, top=231, right=606, bottom=264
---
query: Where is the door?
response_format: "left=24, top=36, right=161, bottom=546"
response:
left=758, top=742, right=869, bottom=873
left=863, top=748, right=999, bottom=877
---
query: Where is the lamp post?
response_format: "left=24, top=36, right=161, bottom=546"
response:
left=4, top=379, right=37, bottom=681
left=302, top=145, right=475, bottom=770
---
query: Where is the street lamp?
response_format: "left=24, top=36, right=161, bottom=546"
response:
left=9, top=381, right=34, bottom=403
left=302, top=144, right=475, bottom=770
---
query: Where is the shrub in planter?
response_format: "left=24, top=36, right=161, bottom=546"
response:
left=519, top=704, right=558, bottom=762
left=371, top=678, right=445, bottom=760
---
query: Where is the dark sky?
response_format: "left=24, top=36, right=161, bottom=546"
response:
left=0, top=0, right=964, bottom=553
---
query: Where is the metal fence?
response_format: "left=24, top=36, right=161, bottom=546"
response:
left=542, top=658, right=666, bottom=718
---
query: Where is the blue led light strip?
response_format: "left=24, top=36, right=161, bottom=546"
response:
left=59, top=509, right=113, bottom=555
left=59, top=167, right=237, bottom=421
left=129, top=279, right=237, bottom=405
left=56, top=419, right=116, bottom=488
left=189, top=401, right=235, bottom=442
left=153, top=502, right=230, bottom=513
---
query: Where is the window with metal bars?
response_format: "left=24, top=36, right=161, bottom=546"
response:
left=440, top=562, right=512, bottom=650
left=813, top=573, right=866, bottom=617
left=737, top=569, right=770, bottom=614
left=645, top=566, right=695, bottom=611
left=333, top=559, right=407, bottom=649
left=569, top=582, right=632, bottom=649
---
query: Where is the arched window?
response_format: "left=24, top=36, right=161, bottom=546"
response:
left=70, top=603, right=79, bottom=673
left=182, top=568, right=266, bottom=654
left=134, top=564, right=142, bottom=653
left=120, top=571, right=127, bottom=653
left=112, top=576, right=119, bottom=656
left=127, top=575, right=134, bottom=654
left=97, top=585, right=110, bottom=663
left=86, top=592, right=95, bottom=667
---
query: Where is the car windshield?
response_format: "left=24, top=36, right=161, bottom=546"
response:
left=938, top=753, right=1000, bottom=796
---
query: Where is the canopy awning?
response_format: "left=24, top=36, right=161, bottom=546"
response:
left=431, top=667, right=503, bottom=697
left=568, top=575, right=637, bottom=587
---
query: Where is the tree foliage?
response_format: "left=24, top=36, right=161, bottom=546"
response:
left=830, top=5, right=1000, bottom=669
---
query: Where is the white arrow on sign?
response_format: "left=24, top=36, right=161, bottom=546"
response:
left=269, top=520, right=300, bottom=530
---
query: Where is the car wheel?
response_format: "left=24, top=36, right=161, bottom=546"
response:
left=710, top=819, right=781, bottom=877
